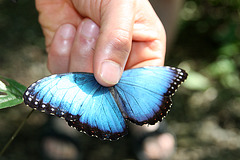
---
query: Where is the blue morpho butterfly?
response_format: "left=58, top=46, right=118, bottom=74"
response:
left=23, top=66, right=187, bottom=140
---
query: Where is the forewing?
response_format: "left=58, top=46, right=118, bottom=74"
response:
left=23, top=73, right=127, bottom=140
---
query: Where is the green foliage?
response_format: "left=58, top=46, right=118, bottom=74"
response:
left=183, top=70, right=211, bottom=90
left=0, top=76, right=26, bottom=109
left=167, top=1, right=240, bottom=159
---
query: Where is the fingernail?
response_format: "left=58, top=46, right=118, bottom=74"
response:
left=80, top=19, right=99, bottom=39
left=59, top=24, right=76, bottom=39
left=100, top=60, right=122, bottom=85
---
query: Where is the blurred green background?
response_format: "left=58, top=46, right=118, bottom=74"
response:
left=0, top=0, right=239, bottom=160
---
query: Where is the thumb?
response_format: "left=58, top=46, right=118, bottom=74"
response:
left=93, top=0, right=136, bottom=86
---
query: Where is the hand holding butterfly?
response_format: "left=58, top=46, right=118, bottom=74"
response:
left=35, top=0, right=166, bottom=87
left=26, top=1, right=186, bottom=159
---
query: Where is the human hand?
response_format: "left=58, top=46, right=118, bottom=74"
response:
left=36, top=0, right=166, bottom=86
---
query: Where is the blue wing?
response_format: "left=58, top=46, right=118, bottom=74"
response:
left=114, top=66, right=187, bottom=125
left=23, top=73, right=127, bottom=140
left=23, top=66, right=187, bottom=140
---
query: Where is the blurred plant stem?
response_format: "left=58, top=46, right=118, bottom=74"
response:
left=0, top=109, right=34, bottom=156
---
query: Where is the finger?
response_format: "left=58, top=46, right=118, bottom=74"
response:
left=48, top=24, right=76, bottom=74
left=36, top=0, right=81, bottom=49
left=126, top=1, right=167, bottom=69
left=69, top=18, right=99, bottom=73
left=93, top=0, right=136, bottom=86
left=125, top=40, right=166, bottom=69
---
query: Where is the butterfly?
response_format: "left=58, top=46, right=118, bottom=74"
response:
left=23, top=66, right=187, bottom=140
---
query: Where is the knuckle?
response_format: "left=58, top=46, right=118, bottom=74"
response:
left=108, top=29, right=131, bottom=56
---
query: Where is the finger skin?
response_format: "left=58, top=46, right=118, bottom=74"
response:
left=35, top=0, right=81, bottom=49
left=93, top=0, right=136, bottom=86
left=36, top=0, right=166, bottom=87
left=72, top=0, right=166, bottom=86
left=72, top=0, right=136, bottom=86
left=48, top=24, right=76, bottom=73
left=69, top=19, right=99, bottom=73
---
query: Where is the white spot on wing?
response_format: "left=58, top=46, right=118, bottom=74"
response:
left=25, top=91, right=29, bottom=96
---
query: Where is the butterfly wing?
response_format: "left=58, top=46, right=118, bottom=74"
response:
left=114, top=66, right=188, bottom=125
left=23, top=73, right=127, bottom=140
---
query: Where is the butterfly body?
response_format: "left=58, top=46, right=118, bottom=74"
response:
left=23, top=66, right=187, bottom=140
